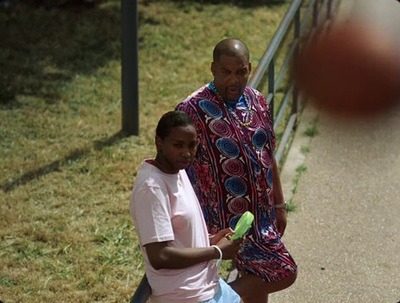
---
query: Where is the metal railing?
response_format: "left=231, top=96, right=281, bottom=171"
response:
left=130, top=275, right=151, bottom=303
left=250, top=0, right=339, bottom=165
left=130, top=0, right=340, bottom=302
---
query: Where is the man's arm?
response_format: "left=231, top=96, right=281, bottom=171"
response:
left=272, top=155, right=287, bottom=236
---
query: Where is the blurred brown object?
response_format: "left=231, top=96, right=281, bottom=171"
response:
left=294, top=22, right=400, bottom=119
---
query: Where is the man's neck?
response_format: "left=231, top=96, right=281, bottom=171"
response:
left=209, top=81, right=241, bottom=106
left=225, top=100, right=237, bottom=108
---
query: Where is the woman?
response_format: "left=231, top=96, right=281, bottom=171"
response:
left=130, top=111, right=243, bottom=303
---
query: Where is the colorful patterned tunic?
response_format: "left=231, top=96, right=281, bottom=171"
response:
left=176, top=82, right=297, bottom=282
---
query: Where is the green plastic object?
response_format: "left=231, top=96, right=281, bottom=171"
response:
left=231, top=211, right=254, bottom=240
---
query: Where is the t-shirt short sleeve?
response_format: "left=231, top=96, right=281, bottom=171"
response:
left=131, top=185, right=175, bottom=246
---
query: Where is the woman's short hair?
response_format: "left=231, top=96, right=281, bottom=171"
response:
left=156, top=111, right=195, bottom=140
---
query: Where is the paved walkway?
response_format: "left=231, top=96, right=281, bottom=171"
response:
left=273, top=106, right=400, bottom=303
left=271, top=106, right=400, bottom=303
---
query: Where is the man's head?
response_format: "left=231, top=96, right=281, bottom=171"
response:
left=211, top=38, right=251, bottom=102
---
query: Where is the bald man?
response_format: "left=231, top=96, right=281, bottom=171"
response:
left=176, top=38, right=297, bottom=303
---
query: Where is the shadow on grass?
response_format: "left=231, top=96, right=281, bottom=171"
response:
left=0, top=0, right=289, bottom=105
left=0, top=130, right=128, bottom=192
left=0, top=3, right=121, bottom=105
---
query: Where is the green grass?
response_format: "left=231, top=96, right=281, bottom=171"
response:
left=301, top=145, right=310, bottom=154
left=304, top=116, right=319, bottom=137
left=0, top=1, right=291, bottom=302
left=286, top=200, right=297, bottom=212
left=290, top=164, right=307, bottom=201
left=304, top=125, right=318, bottom=137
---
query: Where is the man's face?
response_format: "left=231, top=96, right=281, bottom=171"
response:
left=211, top=54, right=251, bottom=102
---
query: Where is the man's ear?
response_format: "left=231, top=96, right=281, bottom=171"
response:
left=248, top=62, right=252, bottom=74
left=211, top=61, right=216, bottom=77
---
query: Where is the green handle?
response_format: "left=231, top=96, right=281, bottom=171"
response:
left=231, top=211, right=254, bottom=240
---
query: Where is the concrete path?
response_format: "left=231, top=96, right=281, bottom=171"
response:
left=271, top=106, right=400, bottom=303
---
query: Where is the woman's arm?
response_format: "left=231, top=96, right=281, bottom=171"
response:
left=145, top=235, right=242, bottom=270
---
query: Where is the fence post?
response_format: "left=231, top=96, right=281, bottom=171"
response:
left=121, top=0, right=139, bottom=136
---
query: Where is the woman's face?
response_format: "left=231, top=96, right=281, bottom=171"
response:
left=155, top=124, right=197, bottom=174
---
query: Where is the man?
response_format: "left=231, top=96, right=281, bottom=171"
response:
left=176, top=38, right=297, bottom=303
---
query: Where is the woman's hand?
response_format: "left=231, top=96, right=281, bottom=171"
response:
left=215, top=235, right=243, bottom=260
left=210, top=228, right=243, bottom=260
left=210, top=228, right=235, bottom=245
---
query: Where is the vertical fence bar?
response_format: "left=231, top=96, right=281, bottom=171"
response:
left=121, top=0, right=139, bottom=136
left=327, top=0, right=332, bottom=19
left=292, top=8, right=301, bottom=115
left=268, top=59, right=275, bottom=122
left=313, top=0, right=319, bottom=28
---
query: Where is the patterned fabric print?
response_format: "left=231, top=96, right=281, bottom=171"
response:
left=176, top=83, right=297, bottom=282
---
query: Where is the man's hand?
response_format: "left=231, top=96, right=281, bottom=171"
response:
left=275, top=208, right=287, bottom=237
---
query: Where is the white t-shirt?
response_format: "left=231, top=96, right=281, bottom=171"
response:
left=130, top=160, right=219, bottom=303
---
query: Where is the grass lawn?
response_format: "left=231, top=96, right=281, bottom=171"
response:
left=0, top=0, right=291, bottom=302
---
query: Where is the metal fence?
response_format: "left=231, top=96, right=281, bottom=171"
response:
left=130, top=0, right=340, bottom=302
left=252, top=0, right=339, bottom=165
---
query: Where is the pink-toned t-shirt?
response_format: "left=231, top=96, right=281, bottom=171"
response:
left=130, top=160, right=219, bottom=303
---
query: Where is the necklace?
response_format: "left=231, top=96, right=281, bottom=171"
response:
left=211, top=81, right=254, bottom=127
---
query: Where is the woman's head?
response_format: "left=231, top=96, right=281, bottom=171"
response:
left=154, top=111, right=197, bottom=174
left=156, top=111, right=195, bottom=140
